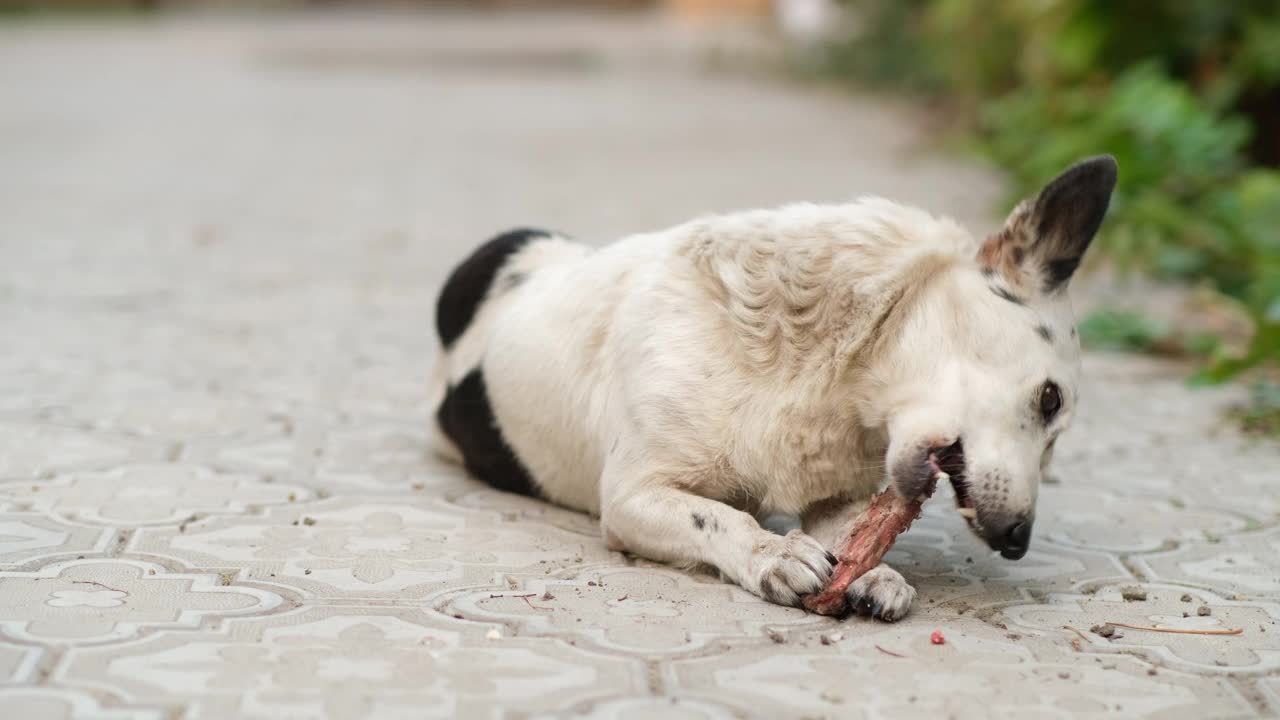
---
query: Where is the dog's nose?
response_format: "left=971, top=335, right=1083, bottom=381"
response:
left=1004, top=521, right=1031, bottom=557
left=997, top=520, right=1031, bottom=560
left=983, top=517, right=1032, bottom=560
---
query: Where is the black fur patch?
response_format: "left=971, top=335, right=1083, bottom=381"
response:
left=1035, top=324, right=1054, bottom=342
left=436, top=228, right=550, bottom=348
left=759, top=571, right=791, bottom=606
left=1044, top=257, right=1081, bottom=292
left=691, top=512, right=706, bottom=530
left=991, top=285, right=1026, bottom=306
left=436, top=368, right=540, bottom=498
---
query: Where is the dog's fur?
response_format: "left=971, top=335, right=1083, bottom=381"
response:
left=430, top=157, right=1117, bottom=621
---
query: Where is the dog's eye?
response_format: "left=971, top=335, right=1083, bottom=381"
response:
left=1040, top=382, right=1063, bottom=422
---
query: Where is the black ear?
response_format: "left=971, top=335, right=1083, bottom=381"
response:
left=1030, top=155, right=1117, bottom=291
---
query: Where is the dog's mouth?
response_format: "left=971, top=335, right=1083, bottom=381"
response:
left=928, top=440, right=979, bottom=532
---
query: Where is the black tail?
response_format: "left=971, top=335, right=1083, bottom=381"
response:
left=435, top=228, right=550, bottom=348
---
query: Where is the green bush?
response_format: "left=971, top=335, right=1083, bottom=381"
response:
left=826, top=0, right=1280, bottom=383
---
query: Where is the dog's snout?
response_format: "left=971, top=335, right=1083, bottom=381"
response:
left=984, top=517, right=1033, bottom=560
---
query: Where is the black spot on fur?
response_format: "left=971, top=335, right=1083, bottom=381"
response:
left=691, top=512, right=706, bottom=531
left=1035, top=324, right=1054, bottom=342
left=436, top=228, right=550, bottom=348
left=436, top=368, right=540, bottom=498
left=980, top=266, right=996, bottom=278
left=991, top=286, right=1026, bottom=306
left=1044, top=257, right=1081, bottom=292
left=759, top=571, right=792, bottom=606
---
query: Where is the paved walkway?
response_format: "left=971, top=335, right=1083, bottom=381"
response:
left=1, top=10, right=1277, bottom=719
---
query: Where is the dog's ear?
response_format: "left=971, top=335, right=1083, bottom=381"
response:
left=979, top=155, right=1117, bottom=294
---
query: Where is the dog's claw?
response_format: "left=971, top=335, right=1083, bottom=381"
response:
left=844, top=566, right=917, bottom=623
left=748, top=530, right=834, bottom=607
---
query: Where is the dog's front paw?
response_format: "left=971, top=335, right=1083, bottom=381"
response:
left=745, top=529, right=835, bottom=607
left=846, top=565, right=916, bottom=622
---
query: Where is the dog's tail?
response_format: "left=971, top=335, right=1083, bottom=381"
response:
left=428, top=228, right=582, bottom=463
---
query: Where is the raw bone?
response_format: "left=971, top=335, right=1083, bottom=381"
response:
left=802, top=476, right=938, bottom=616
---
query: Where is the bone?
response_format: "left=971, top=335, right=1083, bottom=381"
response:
left=802, top=476, right=937, bottom=616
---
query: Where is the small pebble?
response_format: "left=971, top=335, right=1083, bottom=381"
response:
left=1091, top=623, right=1116, bottom=639
left=1121, top=589, right=1147, bottom=602
left=1058, top=671, right=1070, bottom=679
left=302, top=517, right=316, bottom=526
left=485, top=628, right=502, bottom=640
left=1180, top=594, right=1193, bottom=603
left=766, top=629, right=786, bottom=644
left=1197, top=605, right=1211, bottom=617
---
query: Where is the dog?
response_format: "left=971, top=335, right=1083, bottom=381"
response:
left=430, top=156, right=1116, bottom=621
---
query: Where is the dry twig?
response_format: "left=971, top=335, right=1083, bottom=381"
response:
left=1104, top=622, right=1242, bottom=636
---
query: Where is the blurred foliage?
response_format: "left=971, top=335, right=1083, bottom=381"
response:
left=826, top=0, right=1280, bottom=384
left=1232, top=381, right=1280, bottom=436
left=1077, top=309, right=1172, bottom=354
left=1078, top=308, right=1221, bottom=358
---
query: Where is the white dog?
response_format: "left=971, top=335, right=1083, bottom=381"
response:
left=430, top=156, right=1116, bottom=621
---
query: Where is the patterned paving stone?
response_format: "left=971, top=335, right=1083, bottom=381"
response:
left=665, top=617, right=1257, bottom=719
left=442, top=563, right=830, bottom=655
left=1002, top=584, right=1280, bottom=674
left=1133, top=526, right=1280, bottom=597
left=0, top=512, right=114, bottom=567
left=130, top=497, right=620, bottom=601
left=0, top=464, right=310, bottom=526
left=58, top=606, right=646, bottom=720
left=0, top=640, right=42, bottom=683
left=0, top=423, right=162, bottom=482
left=0, top=559, right=283, bottom=644
left=0, top=688, right=165, bottom=720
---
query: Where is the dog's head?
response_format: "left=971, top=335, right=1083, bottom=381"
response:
left=881, top=156, right=1117, bottom=559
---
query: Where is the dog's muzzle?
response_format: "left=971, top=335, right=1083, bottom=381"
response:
left=982, top=516, right=1033, bottom=560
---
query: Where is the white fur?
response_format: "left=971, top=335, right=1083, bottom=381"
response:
left=432, top=181, right=1098, bottom=620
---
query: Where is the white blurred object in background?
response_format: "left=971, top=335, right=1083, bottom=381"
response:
left=774, top=0, right=839, bottom=42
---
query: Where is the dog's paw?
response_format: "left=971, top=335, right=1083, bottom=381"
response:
left=745, top=529, right=835, bottom=607
left=846, top=565, right=916, bottom=622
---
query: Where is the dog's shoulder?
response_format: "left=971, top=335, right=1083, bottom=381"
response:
left=663, top=200, right=975, bottom=375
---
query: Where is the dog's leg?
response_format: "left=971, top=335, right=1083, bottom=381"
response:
left=801, top=496, right=917, bottom=622
left=603, top=483, right=834, bottom=607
